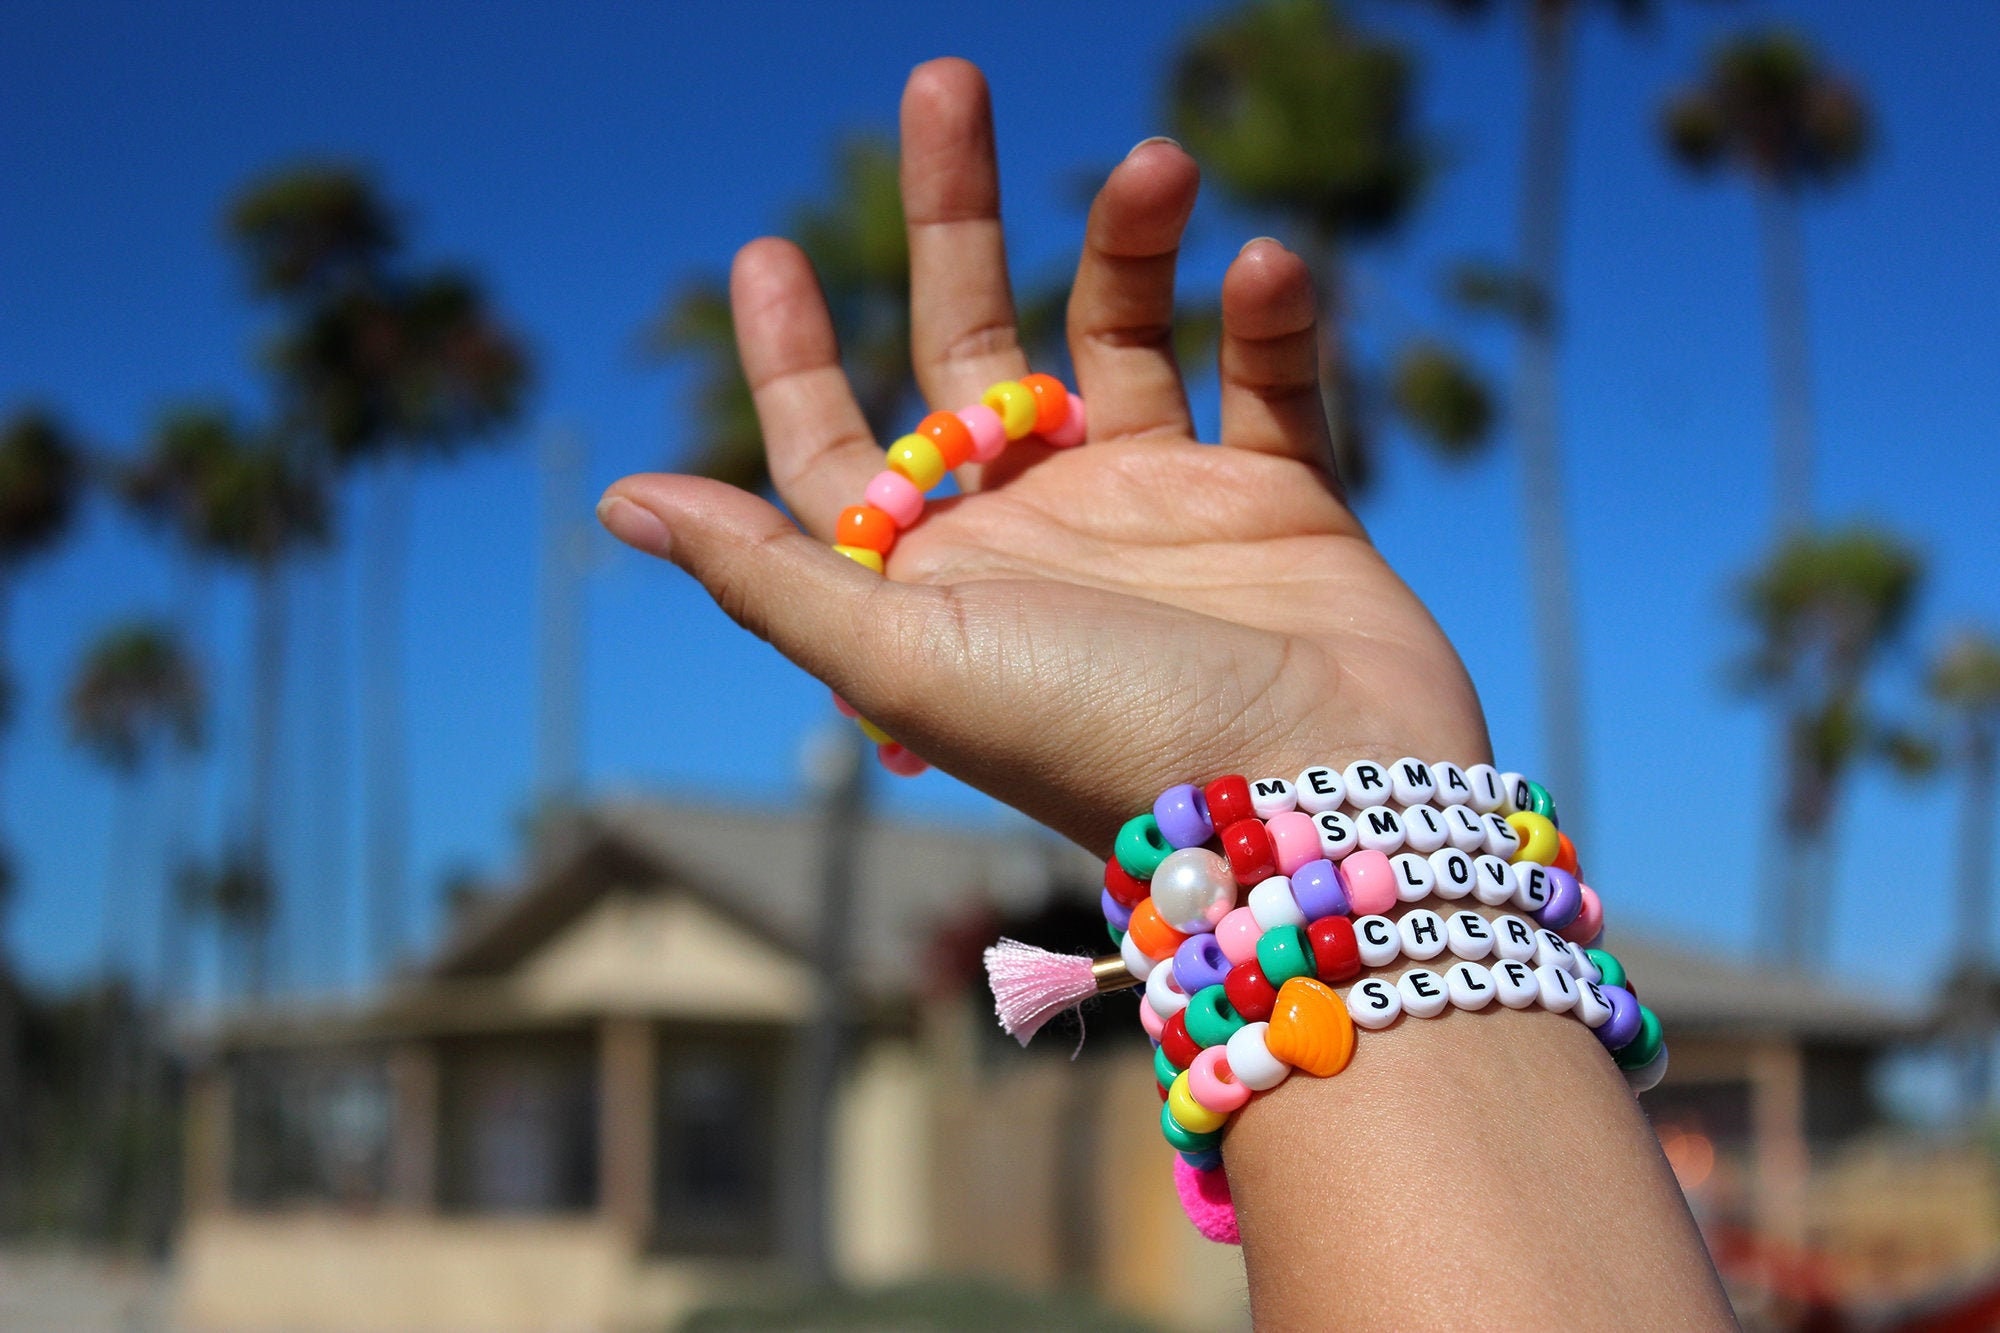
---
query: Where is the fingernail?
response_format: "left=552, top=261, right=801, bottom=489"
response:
left=597, top=495, right=671, bottom=556
left=1126, top=135, right=1180, bottom=158
left=1239, top=236, right=1281, bottom=255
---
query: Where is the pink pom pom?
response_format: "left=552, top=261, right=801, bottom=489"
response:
left=983, top=938, right=1102, bottom=1045
left=1173, top=1157, right=1240, bottom=1244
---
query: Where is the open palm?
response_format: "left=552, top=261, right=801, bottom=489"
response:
left=603, top=59, right=1488, bottom=852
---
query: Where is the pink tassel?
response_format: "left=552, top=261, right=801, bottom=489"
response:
left=983, top=938, right=1110, bottom=1045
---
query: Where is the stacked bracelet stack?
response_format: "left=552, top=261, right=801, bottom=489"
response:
left=824, top=374, right=1087, bottom=777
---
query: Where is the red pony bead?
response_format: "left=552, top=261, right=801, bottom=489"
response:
left=1223, top=961, right=1279, bottom=1023
left=1161, top=1010, right=1201, bottom=1071
left=1019, top=372, right=1071, bottom=436
left=835, top=505, right=897, bottom=554
left=918, top=411, right=976, bottom=470
left=1204, top=775, right=1254, bottom=828
left=1308, top=916, right=1361, bottom=983
left=1553, top=831, right=1580, bottom=877
left=1220, top=818, right=1277, bottom=887
left=1104, top=857, right=1150, bottom=909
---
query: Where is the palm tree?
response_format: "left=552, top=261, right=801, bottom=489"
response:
left=1663, top=31, right=1870, bottom=532
left=1928, top=631, right=2000, bottom=1105
left=1739, top=527, right=1921, bottom=967
left=1167, top=0, right=1492, bottom=492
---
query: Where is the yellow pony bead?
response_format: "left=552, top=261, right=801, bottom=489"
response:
left=855, top=715, right=893, bottom=745
left=981, top=380, right=1038, bottom=439
left=1167, top=1072, right=1229, bottom=1135
left=1507, top=811, right=1560, bottom=865
left=832, top=544, right=884, bottom=574
left=885, top=434, right=947, bottom=490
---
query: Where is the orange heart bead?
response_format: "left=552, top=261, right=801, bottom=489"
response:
left=1264, top=976, right=1355, bottom=1078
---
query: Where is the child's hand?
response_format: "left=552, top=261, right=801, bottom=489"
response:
left=602, top=58, right=1489, bottom=850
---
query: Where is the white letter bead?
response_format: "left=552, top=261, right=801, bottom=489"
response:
left=1397, top=968, right=1450, bottom=1018
left=1312, top=809, right=1358, bottom=860
left=1472, top=854, right=1516, bottom=907
left=1572, top=949, right=1603, bottom=984
left=1356, top=805, right=1406, bottom=854
left=1430, top=847, right=1475, bottom=900
left=1493, top=914, right=1538, bottom=962
left=1293, top=765, right=1346, bottom=814
left=1146, top=958, right=1190, bottom=1018
left=1433, top=761, right=1474, bottom=808
left=1247, top=875, right=1307, bottom=931
left=1493, top=958, right=1538, bottom=1008
left=1401, top=803, right=1449, bottom=854
left=1512, top=863, right=1552, bottom=913
left=1389, top=756, right=1437, bottom=807
left=1398, top=909, right=1448, bottom=961
left=1535, top=929, right=1579, bottom=973
left=1120, top=928, right=1162, bottom=979
left=1354, top=915, right=1400, bottom=967
left=1575, top=979, right=1614, bottom=1028
left=1391, top=852, right=1436, bottom=903
left=1464, top=763, right=1506, bottom=813
left=1446, top=910, right=1494, bottom=960
left=1483, top=813, right=1523, bottom=859
left=1224, top=1022, right=1292, bottom=1090
left=1342, top=759, right=1392, bottom=806
left=1443, top=804, right=1487, bottom=852
left=1248, top=776, right=1296, bottom=818
left=1447, top=961, right=1496, bottom=1010
left=1501, top=772, right=1532, bottom=815
left=1535, top=962, right=1579, bottom=1012
left=1346, top=977, right=1403, bottom=1030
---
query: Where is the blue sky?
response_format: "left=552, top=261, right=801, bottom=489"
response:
left=2, top=0, right=1996, bottom=1018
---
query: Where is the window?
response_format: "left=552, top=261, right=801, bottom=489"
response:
left=230, top=1049, right=392, bottom=1209
left=438, top=1033, right=597, bottom=1213
left=653, top=1032, right=783, bottom=1255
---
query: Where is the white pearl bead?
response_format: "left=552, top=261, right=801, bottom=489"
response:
left=1312, top=809, right=1358, bottom=860
left=1483, top=813, right=1523, bottom=860
left=1148, top=847, right=1238, bottom=933
left=1500, top=772, right=1533, bottom=816
left=1512, top=862, right=1552, bottom=914
left=1572, top=948, right=1603, bottom=984
left=1293, top=765, right=1346, bottom=814
left=1447, top=960, right=1496, bottom=1011
left=1492, top=914, right=1538, bottom=962
left=1442, top=804, right=1487, bottom=852
left=1388, top=757, right=1437, bottom=806
left=1247, top=875, right=1307, bottom=931
left=1446, top=910, right=1494, bottom=961
left=1575, top=979, right=1614, bottom=1028
left=1391, top=852, right=1436, bottom=903
left=1225, top=1022, right=1292, bottom=1091
left=1429, top=847, right=1475, bottom=900
left=1535, top=962, right=1579, bottom=1013
left=1248, top=776, right=1296, bottom=818
left=1119, top=928, right=1161, bottom=980
left=1398, top=909, right=1448, bottom=961
left=1342, top=759, right=1393, bottom=808
left=1354, top=915, right=1400, bottom=967
left=1535, top=929, right=1580, bottom=973
left=1432, top=761, right=1474, bottom=808
left=1492, top=958, right=1539, bottom=1009
left=1464, top=763, right=1506, bottom=813
left=1145, top=958, right=1189, bottom=1019
left=1397, top=968, right=1449, bottom=1018
left=1346, top=977, right=1403, bottom=1030
left=1625, top=1045, right=1669, bottom=1094
left=1401, top=804, right=1448, bottom=854
left=1471, top=854, right=1515, bottom=907
left=1356, top=805, right=1406, bottom=855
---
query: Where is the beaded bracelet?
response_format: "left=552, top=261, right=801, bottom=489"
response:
left=825, top=373, right=1087, bottom=776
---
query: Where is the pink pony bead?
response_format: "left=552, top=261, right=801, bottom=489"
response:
left=1559, top=883, right=1604, bottom=945
left=1188, top=1046, right=1252, bottom=1115
left=876, top=742, right=928, bottom=777
left=864, top=469, right=925, bottom=529
left=1139, top=994, right=1167, bottom=1042
left=1216, top=906, right=1263, bottom=967
left=1264, top=810, right=1321, bottom=877
left=955, top=403, right=1009, bottom=463
left=830, top=691, right=858, bottom=718
left=1042, top=392, right=1087, bottom=447
left=1338, top=849, right=1399, bottom=916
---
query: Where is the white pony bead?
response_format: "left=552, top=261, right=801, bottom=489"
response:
left=1392, top=852, right=1436, bottom=903
left=1145, top=958, right=1190, bottom=1018
left=1483, top=813, right=1523, bottom=860
left=1397, top=968, right=1449, bottom=1018
left=1388, top=757, right=1438, bottom=807
left=1625, top=1045, right=1669, bottom=1094
left=1446, top=910, right=1495, bottom=961
left=1294, top=765, right=1346, bottom=815
left=1342, top=759, right=1393, bottom=807
left=1225, top=1021, right=1292, bottom=1091
left=1401, top=804, right=1449, bottom=854
left=1347, top=977, right=1403, bottom=1030
left=1500, top=771, right=1532, bottom=815
left=1535, top=962, right=1580, bottom=1013
left=1248, top=875, right=1308, bottom=931
left=1575, top=979, right=1615, bottom=1028
left=1248, top=776, right=1297, bottom=818
left=1356, top=806, right=1406, bottom=855
left=1472, top=855, right=1516, bottom=907
left=1512, top=862, right=1552, bottom=915
left=1355, top=915, right=1400, bottom=968
left=1464, top=763, right=1507, bottom=813
left=1443, top=804, right=1488, bottom=852
left=1120, top=928, right=1162, bottom=981
left=1313, top=809, right=1359, bottom=861
left=1432, top=761, right=1475, bottom=809
left=1535, top=929, right=1580, bottom=973
left=1398, top=909, right=1448, bottom=961
left=1492, top=958, right=1539, bottom=1009
left=1430, top=847, right=1475, bottom=900
left=1446, top=960, right=1496, bottom=1011
left=1492, top=914, right=1538, bottom=963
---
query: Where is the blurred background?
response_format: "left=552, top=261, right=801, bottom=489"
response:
left=2, top=0, right=1998, bottom=1328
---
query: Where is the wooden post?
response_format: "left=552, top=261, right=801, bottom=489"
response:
left=599, top=1017, right=655, bottom=1244
left=183, top=1061, right=232, bottom=1216
left=1750, top=1039, right=1810, bottom=1261
left=386, top=1041, right=438, bottom=1211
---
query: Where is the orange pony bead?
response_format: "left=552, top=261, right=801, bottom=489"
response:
left=1264, top=976, right=1355, bottom=1078
left=1553, top=831, right=1580, bottom=877
left=835, top=505, right=898, bottom=555
left=918, top=411, right=976, bottom=469
left=1020, top=372, right=1071, bottom=435
left=1127, top=899, right=1191, bottom=962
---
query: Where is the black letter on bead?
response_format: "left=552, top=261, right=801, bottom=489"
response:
left=1410, top=915, right=1441, bottom=946
left=1445, top=767, right=1471, bottom=794
left=1502, top=962, right=1529, bottom=987
left=1400, top=760, right=1432, bottom=789
left=1355, top=764, right=1385, bottom=792
left=1548, top=967, right=1575, bottom=997
left=1409, top=973, right=1440, bottom=999
left=1361, top=981, right=1392, bottom=1011
left=1307, top=769, right=1336, bottom=795
left=1447, top=854, right=1471, bottom=886
left=1504, top=918, right=1534, bottom=947
left=1398, top=859, right=1426, bottom=888
left=1361, top=918, right=1392, bottom=947
left=1455, top=965, right=1489, bottom=992
left=1455, top=913, right=1489, bottom=941
left=1253, top=779, right=1288, bottom=798
left=1367, top=810, right=1401, bottom=837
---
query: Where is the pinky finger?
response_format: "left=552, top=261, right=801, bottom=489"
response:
left=1217, top=239, right=1334, bottom=475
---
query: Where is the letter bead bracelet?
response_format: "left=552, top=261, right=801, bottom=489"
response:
left=824, top=373, right=1087, bottom=777
left=982, top=761, right=1664, bottom=1245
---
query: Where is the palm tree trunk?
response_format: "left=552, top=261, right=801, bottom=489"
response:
left=0, top=579, right=21, bottom=1231
left=1754, top=179, right=1816, bottom=531
left=101, top=776, right=142, bottom=979
left=362, top=458, right=412, bottom=977
left=247, top=557, right=287, bottom=998
left=1514, top=0, right=1590, bottom=841
left=1957, top=724, right=1997, bottom=1106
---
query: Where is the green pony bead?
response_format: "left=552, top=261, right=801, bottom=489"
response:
left=1114, top=812, right=1174, bottom=880
left=1615, top=1006, right=1664, bottom=1071
left=1256, top=923, right=1315, bottom=986
left=1160, top=1099, right=1224, bottom=1153
left=1107, top=922, right=1126, bottom=948
left=1154, top=1044, right=1179, bottom=1091
left=1524, top=779, right=1559, bottom=825
left=1183, top=985, right=1247, bottom=1049
left=1586, top=948, right=1626, bottom=990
